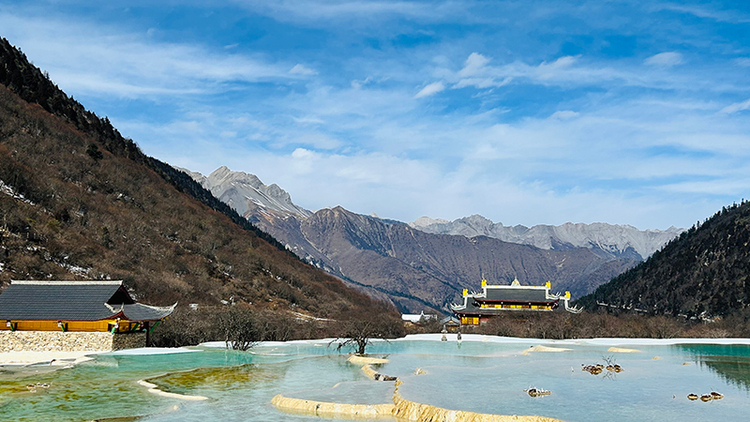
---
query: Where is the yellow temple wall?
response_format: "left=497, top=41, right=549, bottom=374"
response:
left=461, top=316, right=480, bottom=325
left=1, top=320, right=141, bottom=333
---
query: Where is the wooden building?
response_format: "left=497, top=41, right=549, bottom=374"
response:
left=451, top=278, right=580, bottom=325
left=0, top=280, right=175, bottom=346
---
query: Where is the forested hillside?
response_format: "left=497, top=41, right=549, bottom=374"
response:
left=0, top=38, right=284, bottom=251
left=579, top=201, right=750, bottom=317
left=0, top=37, right=392, bottom=320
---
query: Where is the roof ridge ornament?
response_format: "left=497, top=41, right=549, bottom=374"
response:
left=104, top=303, right=125, bottom=313
left=127, top=302, right=178, bottom=312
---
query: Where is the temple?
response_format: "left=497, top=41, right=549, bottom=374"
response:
left=451, top=278, right=581, bottom=325
left=0, top=280, right=175, bottom=351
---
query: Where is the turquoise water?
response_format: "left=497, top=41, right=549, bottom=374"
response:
left=2, top=335, right=750, bottom=421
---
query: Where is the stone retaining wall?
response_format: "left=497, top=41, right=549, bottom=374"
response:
left=0, top=331, right=145, bottom=352
left=112, top=332, right=146, bottom=350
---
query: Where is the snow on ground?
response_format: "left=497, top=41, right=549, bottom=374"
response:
left=0, top=350, right=104, bottom=366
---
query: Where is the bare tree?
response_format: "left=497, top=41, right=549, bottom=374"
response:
left=331, top=313, right=404, bottom=355
left=217, top=305, right=260, bottom=351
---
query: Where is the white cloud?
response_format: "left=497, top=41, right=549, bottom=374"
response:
left=451, top=52, right=514, bottom=89
left=0, top=13, right=295, bottom=99
left=459, top=52, right=491, bottom=77
left=660, top=179, right=750, bottom=195
left=351, top=76, right=372, bottom=89
left=550, top=110, right=579, bottom=120
left=414, top=81, right=445, bottom=98
left=720, top=98, right=750, bottom=114
left=231, top=0, right=466, bottom=24
left=292, top=116, right=326, bottom=124
left=539, top=55, right=577, bottom=70
left=438, top=53, right=639, bottom=90
left=654, top=4, right=750, bottom=24
left=454, top=76, right=512, bottom=89
left=289, top=64, right=318, bottom=75
left=644, top=52, right=684, bottom=67
left=292, top=132, right=342, bottom=149
left=434, top=51, right=737, bottom=94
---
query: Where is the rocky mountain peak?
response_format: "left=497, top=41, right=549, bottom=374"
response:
left=411, top=216, right=450, bottom=227
left=207, top=166, right=263, bottom=190
left=178, top=166, right=312, bottom=219
left=266, top=184, right=291, bottom=202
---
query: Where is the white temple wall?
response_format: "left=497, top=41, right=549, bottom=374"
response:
left=0, top=331, right=145, bottom=352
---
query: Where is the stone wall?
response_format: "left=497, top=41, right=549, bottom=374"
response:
left=112, top=332, right=146, bottom=350
left=0, top=331, right=145, bottom=352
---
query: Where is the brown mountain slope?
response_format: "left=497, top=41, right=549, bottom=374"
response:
left=0, top=78, right=390, bottom=318
left=251, top=206, right=638, bottom=312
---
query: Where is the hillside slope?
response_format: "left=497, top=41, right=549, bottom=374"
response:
left=0, top=38, right=391, bottom=319
left=579, top=202, right=750, bottom=317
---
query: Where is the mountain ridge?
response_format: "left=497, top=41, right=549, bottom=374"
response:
left=185, top=166, right=645, bottom=312
left=410, top=215, right=682, bottom=260
left=189, top=166, right=681, bottom=260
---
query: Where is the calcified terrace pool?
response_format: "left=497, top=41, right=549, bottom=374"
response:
left=2, top=334, right=750, bottom=422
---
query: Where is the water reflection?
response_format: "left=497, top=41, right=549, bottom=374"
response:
left=675, top=344, right=750, bottom=391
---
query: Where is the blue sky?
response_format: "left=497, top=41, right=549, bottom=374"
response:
left=3, top=1, right=750, bottom=229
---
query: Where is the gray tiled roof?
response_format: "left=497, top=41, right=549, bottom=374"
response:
left=484, top=287, right=550, bottom=302
left=0, top=280, right=174, bottom=321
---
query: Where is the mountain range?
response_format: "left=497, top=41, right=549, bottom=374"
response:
left=185, top=166, right=683, bottom=312
left=410, top=215, right=681, bottom=261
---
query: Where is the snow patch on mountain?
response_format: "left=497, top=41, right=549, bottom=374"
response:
left=409, top=215, right=683, bottom=259
left=176, top=166, right=312, bottom=219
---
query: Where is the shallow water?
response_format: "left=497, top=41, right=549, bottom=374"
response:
left=2, top=335, right=750, bottom=421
